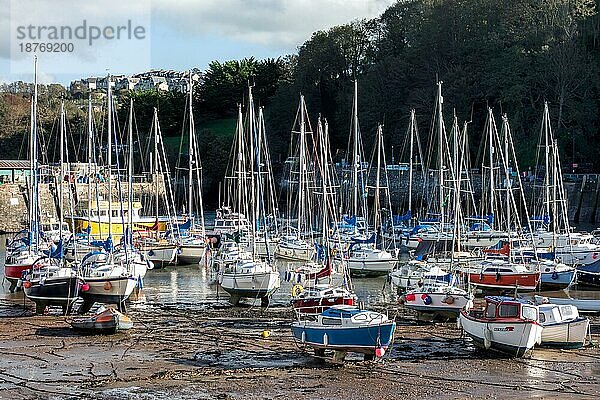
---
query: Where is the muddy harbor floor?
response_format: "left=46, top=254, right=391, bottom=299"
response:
left=0, top=298, right=599, bottom=400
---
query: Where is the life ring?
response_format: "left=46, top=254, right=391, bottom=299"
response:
left=103, top=281, right=113, bottom=291
left=291, top=284, right=304, bottom=297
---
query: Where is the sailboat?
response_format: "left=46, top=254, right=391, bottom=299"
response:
left=275, top=94, right=316, bottom=262
left=217, top=85, right=280, bottom=306
left=400, top=97, right=474, bottom=317
left=290, top=117, right=356, bottom=315
left=382, top=109, right=428, bottom=250
left=23, top=92, right=80, bottom=314
left=466, top=110, right=541, bottom=292
left=176, top=72, right=208, bottom=265
left=341, top=81, right=397, bottom=276
left=135, top=108, right=178, bottom=267
left=77, top=91, right=151, bottom=313
left=528, top=103, right=590, bottom=285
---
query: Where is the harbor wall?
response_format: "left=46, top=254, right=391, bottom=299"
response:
left=0, top=175, right=166, bottom=233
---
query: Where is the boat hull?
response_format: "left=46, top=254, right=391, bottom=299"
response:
left=3, top=263, right=33, bottom=283
left=540, top=318, right=589, bottom=348
left=144, top=246, right=177, bottom=266
left=402, top=292, right=472, bottom=317
left=219, top=271, right=281, bottom=299
left=468, top=272, right=539, bottom=291
left=291, top=321, right=396, bottom=354
left=80, top=276, right=137, bottom=305
left=275, top=244, right=314, bottom=262
left=71, top=217, right=167, bottom=240
left=177, top=244, right=207, bottom=265
left=24, top=276, right=80, bottom=308
left=540, top=270, right=575, bottom=290
left=459, top=312, right=542, bottom=357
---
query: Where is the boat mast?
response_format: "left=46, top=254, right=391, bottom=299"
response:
left=299, top=95, right=306, bottom=236
left=154, top=108, right=160, bottom=238
left=436, top=82, right=444, bottom=233
left=32, top=56, right=40, bottom=251
left=87, top=95, right=93, bottom=244
left=59, top=100, right=65, bottom=263
left=236, top=104, right=243, bottom=228
left=543, top=102, right=551, bottom=230
left=487, top=108, right=495, bottom=226
left=248, top=85, right=258, bottom=256
left=408, top=109, right=415, bottom=216
left=187, top=72, right=194, bottom=223
left=374, top=124, right=382, bottom=237
left=107, top=74, right=113, bottom=243
left=352, top=80, right=359, bottom=227
left=128, top=99, right=134, bottom=248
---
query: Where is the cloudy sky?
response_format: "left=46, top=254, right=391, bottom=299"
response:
left=0, top=0, right=395, bottom=85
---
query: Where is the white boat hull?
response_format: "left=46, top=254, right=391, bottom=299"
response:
left=541, top=318, right=589, bottom=348
left=178, top=244, right=207, bottom=264
left=459, top=312, right=542, bottom=357
left=219, top=270, right=281, bottom=300
left=403, top=292, right=472, bottom=317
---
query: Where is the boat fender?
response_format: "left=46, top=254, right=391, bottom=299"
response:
left=323, top=332, right=328, bottom=347
left=405, top=293, right=416, bottom=302
left=483, top=327, right=492, bottom=349
left=375, top=347, right=385, bottom=358
left=148, top=250, right=154, bottom=256
left=301, top=331, right=306, bottom=343
left=443, top=295, right=455, bottom=305
left=104, top=281, right=113, bottom=291
left=291, top=284, right=304, bottom=297
left=456, top=317, right=462, bottom=330
left=551, top=271, right=559, bottom=280
left=495, top=270, right=501, bottom=282
left=297, top=274, right=302, bottom=283
left=23, top=281, right=32, bottom=289
left=421, top=294, right=432, bottom=305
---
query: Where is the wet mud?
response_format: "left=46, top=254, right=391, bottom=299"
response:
left=0, top=293, right=599, bottom=400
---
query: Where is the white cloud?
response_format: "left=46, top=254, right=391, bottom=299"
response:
left=152, top=0, right=395, bottom=50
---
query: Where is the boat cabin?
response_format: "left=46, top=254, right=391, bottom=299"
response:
left=75, top=201, right=144, bottom=219
left=480, top=297, right=538, bottom=322
left=318, top=306, right=388, bottom=327
left=538, top=304, right=580, bottom=325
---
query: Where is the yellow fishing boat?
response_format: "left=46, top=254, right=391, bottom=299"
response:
left=69, top=200, right=167, bottom=239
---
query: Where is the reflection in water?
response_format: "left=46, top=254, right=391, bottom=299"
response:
left=132, top=260, right=396, bottom=311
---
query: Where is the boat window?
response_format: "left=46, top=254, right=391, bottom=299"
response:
left=498, top=304, right=519, bottom=318
left=485, top=303, right=497, bottom=318
left=539, top=313, right=546, bottom=323
left=560, top=306, right=574, bottom=318
left=354, top=314, right=367, bottom=321
left=321, top=317, right=342, bottom=325
left=521, top=306, right=537, bottom=320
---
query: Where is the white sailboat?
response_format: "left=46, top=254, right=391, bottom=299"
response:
left=218, top=85, right=280, bottom=306
left=276, top=94, right=316, bottom=262
left=344, top=81, right=396, bottom=276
